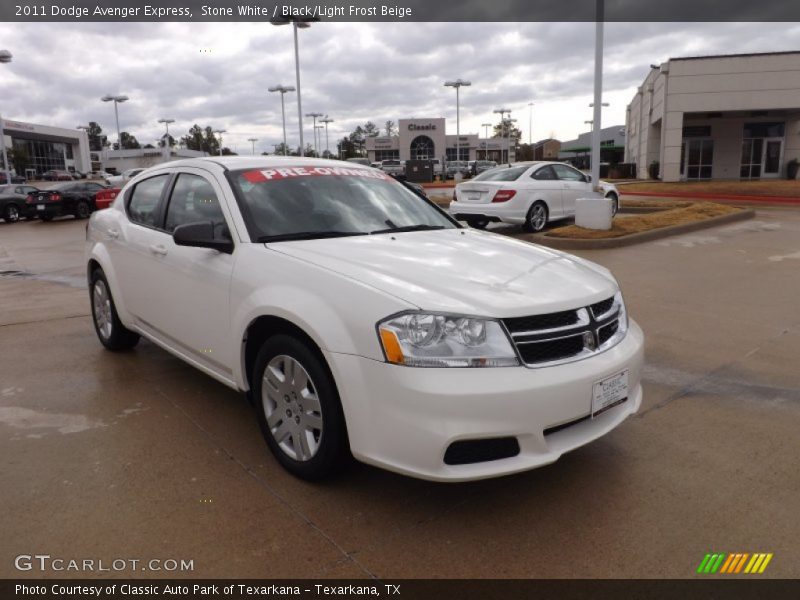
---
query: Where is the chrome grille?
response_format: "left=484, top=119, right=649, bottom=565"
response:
left=502, top=293, right=627, bottom=367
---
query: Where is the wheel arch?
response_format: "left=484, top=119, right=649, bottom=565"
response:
left=241, top=314, right=330, bottom=398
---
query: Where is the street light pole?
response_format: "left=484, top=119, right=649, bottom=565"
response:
left=591, top=0, right=605, bottom=189
left=213, top=129, right=226, bottom=156
left=268, top=84, right=295, bottom=156
left=315, top=125, right=324, bottom=156
left=320, top=116, right=333, bottom=157
left=481, top=123, right=491, bottom=160
left=1, top=50, right=13, bottom=183
left=493, top=108, right=511, bottom=163
left=101, top=94, right=129, bottom=150
left=444, top=79, right=471, bottom=166
left=528, top=102, right=534, bottom=147
left=157, top=118, right=175, bottom=159
left=248, top=138, right=258, bottom=155
left=272, top=16, right=317, bottom=157
left=305, top=112, right=323, bottom=156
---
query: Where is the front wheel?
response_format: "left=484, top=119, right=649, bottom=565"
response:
left=90, top=269, right=140, bottom=351
left=3, top=203, right=20, bottom=223
left=523, top=202, right=549, bottom=233
left=606, top=193, right=619, bottom=216
left=253, top=334, right=349, bottom=480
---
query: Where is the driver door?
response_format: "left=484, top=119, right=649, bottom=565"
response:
left=552, top=164, right=589, bottom=216
left=141, top=169, right=238, bottom=380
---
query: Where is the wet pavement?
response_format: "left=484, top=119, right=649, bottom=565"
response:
left=1, top=208, right=799, bottom=579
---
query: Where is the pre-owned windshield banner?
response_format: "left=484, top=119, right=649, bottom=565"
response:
left=4, top=0, right=800, bottom=22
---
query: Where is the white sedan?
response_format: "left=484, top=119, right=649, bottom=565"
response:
left=450, top=161, right=620, bottom=232
left=105, top=168, right=145, bottom=187
left=86, top=157, right=643, bottom=482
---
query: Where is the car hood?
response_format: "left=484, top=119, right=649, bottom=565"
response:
left=269, top=229, right=618, bottom=316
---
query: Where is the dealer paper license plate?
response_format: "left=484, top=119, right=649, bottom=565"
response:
left=592, top=370, right=628, bottom=417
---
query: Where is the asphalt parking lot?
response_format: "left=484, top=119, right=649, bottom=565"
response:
left=1, top=207, right=799, bottom=579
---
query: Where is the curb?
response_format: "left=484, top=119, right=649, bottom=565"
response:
left=530, top=208, right=755, bottom=250
left=621, top=190, right=800, bottom=206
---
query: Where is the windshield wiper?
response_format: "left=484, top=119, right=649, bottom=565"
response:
left=258, top=231, right=368, bottom=242
left=369, top=224, right=446, bottom=235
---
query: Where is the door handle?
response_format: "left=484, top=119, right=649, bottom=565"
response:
left=149, top=244, right=168, bottom=256
left=107, top=228, right=119, bottom=239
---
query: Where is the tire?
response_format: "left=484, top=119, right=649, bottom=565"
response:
left=253, top=334, right=349, bottom=480
left=606, top=192, right=619, bottom=216
left=3, top=203, right=20, bottom=223
left=75, top=200, right=91, bottom=219
left=90, top=269, right=140, bottom=351
left=468, top=217, right=490, bottom=230
left=523, top=201, right=549, bottom=233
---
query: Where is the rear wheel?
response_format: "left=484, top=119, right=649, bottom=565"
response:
left=75, top=200, right=91, bottom=219
left=468, top=217, right=490, bottom=230
left=3, top=203, right=20, bottom=223
left=523, top=202, right=548, bottom=233
left=90, top=269, right=140, bottom=351
left=253, top=334, right=349, bottom=480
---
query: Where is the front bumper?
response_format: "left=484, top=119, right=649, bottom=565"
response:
left=326, top=320, right=644, bottom=481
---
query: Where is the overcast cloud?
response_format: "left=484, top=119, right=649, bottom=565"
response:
left=1, top=21, right=799, bottom=153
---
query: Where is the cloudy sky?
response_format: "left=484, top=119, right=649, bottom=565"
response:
left=1, top=21, right=799, bottom=153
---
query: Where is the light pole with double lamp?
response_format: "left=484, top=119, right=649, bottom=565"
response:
left=158, top=118, right=175, bottom=158
left=268, top=84, right=295, bottom=156
left=481, top=123, right=492, bottom=160
left=101, top=94, right=129, bottom=150
left=305, top=112, right=323, bottom=156
left=271, top=15, right=318, bottom=157
left=1, top=50, right=13, bottom=183
left=248, top=138, right=258, bottom=155
left=213, top=129, right=226, bottom=156
left=528, top=101, right=534, bottom=146
left=315, top=125, right=324, bottom=157
left=444, top=79, right=471, bottom=167
left=493, top=108, right=511, bottom=162
left=320, top=116, right=333, bottom=157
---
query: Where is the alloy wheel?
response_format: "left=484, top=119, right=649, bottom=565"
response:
left=530, top=204, right=547, bottom=231
left=261, top=355, right=323, bottom=462
left=92, top=279, right=113, bottom=340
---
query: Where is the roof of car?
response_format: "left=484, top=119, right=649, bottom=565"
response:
left=158, top=156, right=379, bottom=171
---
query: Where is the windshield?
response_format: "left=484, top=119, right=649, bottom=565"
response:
left=230, top=166, right=457, bottom=241
left=472, top=164, right=530, bottom=182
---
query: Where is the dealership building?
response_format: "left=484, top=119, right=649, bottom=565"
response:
left=365, top=118, right=516, bottom=164
left=625, top=51, right=800, bottom=181
left=1, top=117, right=92, bottom=178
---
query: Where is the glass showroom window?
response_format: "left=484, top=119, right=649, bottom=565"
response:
left=410, top=135, right=434, bottom=160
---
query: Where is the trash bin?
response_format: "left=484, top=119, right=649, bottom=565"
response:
left=575, top=197, right=613, bottom=230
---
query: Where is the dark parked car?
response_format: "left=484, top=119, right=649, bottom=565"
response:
left=0, top=184, right=40, bottom=223
left=41, top=170, right=75, bottom=181
left=26, top=181, right=109, bottom=221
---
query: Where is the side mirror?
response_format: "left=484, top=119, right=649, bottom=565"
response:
left=173, top=221, right=233, bottom=254
left=584, top=174, right=592, bottom=183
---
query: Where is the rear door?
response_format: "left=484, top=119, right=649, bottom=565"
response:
left=109, top=173, right=173, bottom=323
left=552, top=164, right=590, bottom=216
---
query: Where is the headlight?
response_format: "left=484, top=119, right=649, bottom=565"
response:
left=377, top=312, right=520, bottom=368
